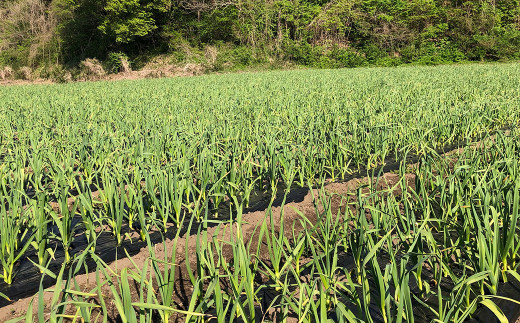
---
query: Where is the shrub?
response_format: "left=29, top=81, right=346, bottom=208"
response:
left=105, top=52, right=131, bottom=73
left=209, top=45, right=256, bottom=71
left=17, top=66, right=33, bottom=80
left=328, top=47, right=367, bottom=68
left=79, top=58, right=106, bottom=80
left=375, top=56, right=402, bottom=67
left=230, top=46, right=253, bottom=66
left=204, top=46, right=218, bottom=67
left=0, top=66, right=14, bottom=81
left=363, top=44, right=388, bottom=63
left=283, top=40, right=321, bottom=66
left=48, top=65, right=71, bottom=83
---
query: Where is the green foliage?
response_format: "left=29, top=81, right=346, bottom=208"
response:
left=105, top=52, right=130, bottom=73
left=36, top=64, right=71, bottom=83
left=98, top=0, right=170, bottom=44
left=53, top=0, right=107, bottom=64
left=0, top=0, right=60, bottom=68
left=212, top=45, right=255, bottom=69
left=283, top=40, right=322, bottom=66
left=283, top=41, right=369, bottom=68
left=402, top=40, right=467, bottom=65
left=328, top=46, right=367, bottom=68
left=1, top=0, right=520, bottom=75
left=471, top=26, right=520, bottom=60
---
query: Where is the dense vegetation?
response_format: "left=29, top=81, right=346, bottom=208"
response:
left=0, top=64, right=520, bottom=321
left=1, top=0, right=520, bottom=79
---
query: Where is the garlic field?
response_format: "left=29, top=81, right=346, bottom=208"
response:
left=0, top=64, right=520, bottom=322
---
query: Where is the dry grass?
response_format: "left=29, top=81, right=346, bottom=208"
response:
left=0, top=66, right=13, bottom=81
left=79, top=59, right=106, bottom=80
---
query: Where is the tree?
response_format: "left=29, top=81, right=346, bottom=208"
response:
left=0, top=0, right=58, bottom=67
left=98, top=0, right=171, bottom=44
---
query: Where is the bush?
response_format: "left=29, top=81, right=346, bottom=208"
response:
left=79, top=58, right=106, bottom=80
left=400, top=45, right=418, bottom=63
left=229, top=46, right=253, bottom=66
left=105, top=52, right=131, bottom=73
left=471, top=27, right=520, bottom=61
left=328, top=47, right=367, bottom=68
left=0, top=66, right=14, bottom=81
left=363, top=44, right=387, bottom=63
left=408, top=40, right=467, bottom=65
left=47, top=65, right=71, bottom=83
left=283, top=40, right=321, bottom=66
left=17, top=66, right=33, bottom=80
left=207, top=44, right=259, bottom=71
left=204, top=45, right=218, bottom=67
left=437, top=43, right=466, bottom=63
left=374, top=56, right=402, bottom=67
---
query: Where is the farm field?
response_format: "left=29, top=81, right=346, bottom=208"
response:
left=0, top=63, right=520, bottom=322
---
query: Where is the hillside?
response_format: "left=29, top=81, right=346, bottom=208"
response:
left=0, top=0, right=519, bottom=81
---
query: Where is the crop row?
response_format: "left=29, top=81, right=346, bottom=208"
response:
left=0, top=64, right=519, bottom=321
